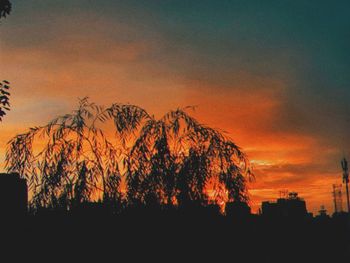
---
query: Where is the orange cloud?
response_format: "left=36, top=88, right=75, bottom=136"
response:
left=179, top=77, right=343, bottom=214
left=0, top=15, right=345, bottom=216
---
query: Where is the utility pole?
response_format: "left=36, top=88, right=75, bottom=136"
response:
left=333, top=184, right=338, bottom=213
left=341, top=158, right=349, bottom=213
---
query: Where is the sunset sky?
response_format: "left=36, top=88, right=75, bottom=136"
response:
left=1, top=0, right=350, bottom=214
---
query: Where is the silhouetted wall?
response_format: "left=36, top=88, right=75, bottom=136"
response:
left=0, top=173, right=27, bottom=216
left=262, top=193, right=308, bottom=218
left=225, top=201, right=251, bottom=218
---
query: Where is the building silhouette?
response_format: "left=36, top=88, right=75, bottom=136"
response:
left=0, top=173, right=27, bottom=216
left=315, top=205, right=330, bottom=220
left=225, top=201, right=251, bottom=218
left=261, top=192, right=308, bottom=218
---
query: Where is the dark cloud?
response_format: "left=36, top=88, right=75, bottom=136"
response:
left=4, top=0, right=349, bottom=144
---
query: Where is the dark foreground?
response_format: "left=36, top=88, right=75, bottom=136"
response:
left=2, top=213, right=349, bottom=263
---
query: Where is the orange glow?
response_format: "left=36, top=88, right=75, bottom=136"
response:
left=179, top=83, right=343, bottom=214
left=0, top=21, right=343, bottom=215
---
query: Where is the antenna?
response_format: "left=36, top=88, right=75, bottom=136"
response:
left=341, top=158, right=349, bottom=212
left=318, top=205, right=327, bottom=216
left=279, top=189, right=288, bottom=199
left=332, top=184, right=343, bottom=213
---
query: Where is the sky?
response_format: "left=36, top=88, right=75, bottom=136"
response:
left=1, top=0, right=350, bottom=214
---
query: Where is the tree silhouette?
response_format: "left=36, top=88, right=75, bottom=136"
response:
left=127, top=108, right=252, bottom=209
left=6, top=98, right=149, bottom=211
left=6, top=98, right=252, bottom=213
left=0, top=0, right=11, bottom=19
left=0, top=80, right=10, bottom=122
left=0, top=0, right=12, bottom=121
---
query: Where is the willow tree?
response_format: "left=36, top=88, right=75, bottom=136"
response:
left=127, top=108, right=252, bottom=209
left=6, top=98, right=252, bottom=212
left=5, top=98, right=148, bottom=210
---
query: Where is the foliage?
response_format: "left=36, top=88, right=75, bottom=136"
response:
left=6, top=98, right=252, bottom=212
left=0, top=80, right=10, bottom=121
left=0, top=0, right=11, bottom=19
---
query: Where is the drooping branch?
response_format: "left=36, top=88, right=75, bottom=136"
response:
left=0, top=80, right=11, bottom=122
left=6, top=99, right=252, bottom=212
left=127, top=107, right=252, bottom=207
